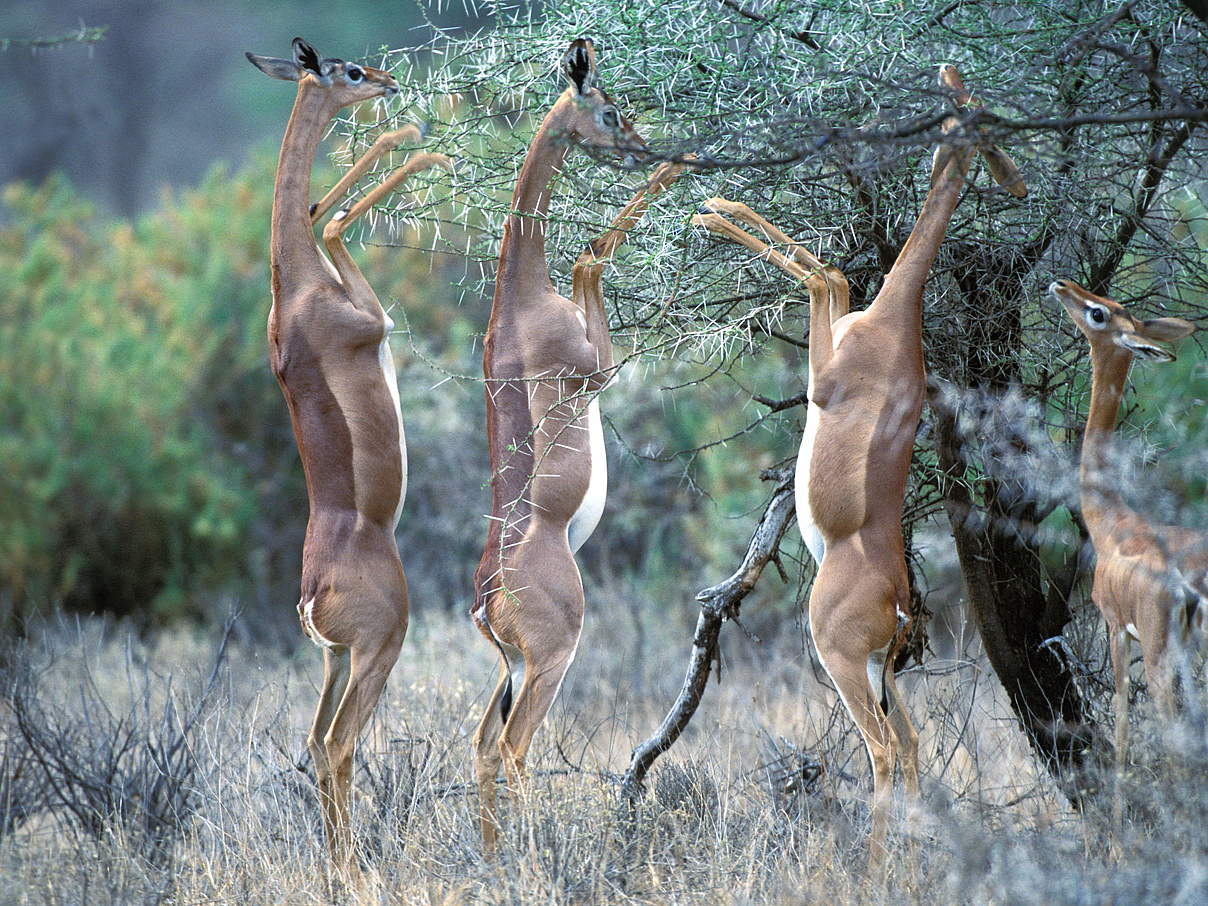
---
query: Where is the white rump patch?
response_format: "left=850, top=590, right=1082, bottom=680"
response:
left=301, top=597, right=338, bottom=649
left=378, top=314, right=407, bottom=529
left=866, top=646, right=889, bottom=701
left=549, top=628, right=583, bottom=702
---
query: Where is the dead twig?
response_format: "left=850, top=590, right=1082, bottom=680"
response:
left=620, top=464, right=796, bottom=801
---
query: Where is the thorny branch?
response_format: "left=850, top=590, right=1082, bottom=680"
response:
left=719, top=0, right=821, bottom=50
left=336, top=0, right=1208, bottom=800
left=0, top=25, right=107, bottom=52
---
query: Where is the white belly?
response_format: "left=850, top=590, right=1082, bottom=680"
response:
left=378, top=316, right=407, bottom=530
left=567, top=399, right=607, bottom=554
left=795, top=401, right=826, bottom=565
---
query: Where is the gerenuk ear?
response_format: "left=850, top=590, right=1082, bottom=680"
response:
left=1140, top=316, right=1196, bottom=343
left=246, top=52, right=300, bottom=82
left=938, top=64, right=971, bottom=107
left=561, top=38, right=596, bottom=95
left=291, top=37, right=323, bottom=75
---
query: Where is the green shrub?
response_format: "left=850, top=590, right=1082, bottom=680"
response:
left=0, top=162, right=284, bottom=622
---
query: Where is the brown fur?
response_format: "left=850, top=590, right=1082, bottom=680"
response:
left=694, top=64, right=1026, bottom=870
left=253, top=42, right=449, bottom=880
left=469, top=40, right=675, bottom=855
left=1051, top=279, right=1204, bottom=807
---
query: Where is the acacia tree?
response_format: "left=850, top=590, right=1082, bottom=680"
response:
left=350, top=0, right=1208, bottom=801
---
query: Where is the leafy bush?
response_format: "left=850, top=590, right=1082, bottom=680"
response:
left=0, top=132, right=803, bottom=631
left=0, top=161, right=285, bottom=622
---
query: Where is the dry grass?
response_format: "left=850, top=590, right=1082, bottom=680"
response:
left=1, top=598, right=1205, bottom=905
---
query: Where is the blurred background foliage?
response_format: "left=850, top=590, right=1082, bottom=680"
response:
left=0, top=0, right=494, bottom=214
left=0, top=144, right=787, bottom=634
left=0, top=157, right=288, bottom=625
left=0, top=0, right=1205, bottom=683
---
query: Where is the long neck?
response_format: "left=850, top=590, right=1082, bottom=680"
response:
left=270, top=82, right=336, bottom=274
left=1080, top=347, right=1133, bottom=530
left=497, top=93, right=574, bottom=292
left=872, top=146, right=974, bottom=327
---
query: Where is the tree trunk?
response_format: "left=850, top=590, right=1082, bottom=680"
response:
left=933, top=402, right=1104, bottom=805
left=929, top=243, right=1108, bottom=802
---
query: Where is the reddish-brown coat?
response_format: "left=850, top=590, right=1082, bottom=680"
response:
left=692, top=65, right=1027, bottom=870
left=469, top=40, right=675, bottom=855
left=1051, top=280, right=1204, bottom=788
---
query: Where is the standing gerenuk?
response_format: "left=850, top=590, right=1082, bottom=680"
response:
left=469, top=38, right=678, bottom=854
left=247, top=37, right=449, bottom=880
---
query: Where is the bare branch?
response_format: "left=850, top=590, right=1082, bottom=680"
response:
left=621, top=465, right=796, bottom=799
left=0, top=25, right=107, bottom=52
left=752, top=390, right=809, bottom=412
left=719, top=0, right=821, bottom=50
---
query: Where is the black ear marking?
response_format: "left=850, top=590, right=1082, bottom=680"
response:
left=1139, top=344, right=1175, bottom=362
left=292, top=37, right=322, bottom=74
left=1119, top=333, right=1176, bottom=362
left=561, top=38, right=595, bottom=95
